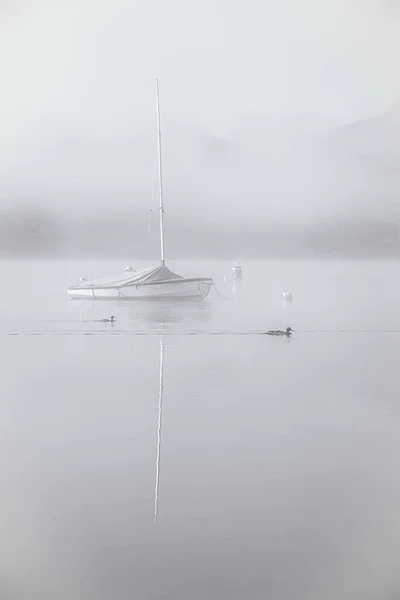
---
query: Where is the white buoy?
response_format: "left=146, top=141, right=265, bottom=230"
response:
left=282, top=291, right=292, bottom=302
left=232, top=261, right=242, bottom=281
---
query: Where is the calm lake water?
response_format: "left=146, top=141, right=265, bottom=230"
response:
left=2, top=259, right=400, bottom=600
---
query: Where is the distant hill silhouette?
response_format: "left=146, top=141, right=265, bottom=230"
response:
left=2, top=103, right=400, bottom=257
left=261, top=101, right=400, bottom=224
left=0, top=120, right=287, bottom=225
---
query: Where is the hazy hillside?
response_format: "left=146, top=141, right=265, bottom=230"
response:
left=0, top=121, right=287, bottom=227
left=278, top=102, right=400, bottom=223
left=1, top=206, right=400, bottom=259
left=2, top=102, right=400, bottom=258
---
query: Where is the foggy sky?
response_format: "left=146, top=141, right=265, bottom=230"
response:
left=1, top=0, right=400, bottom=225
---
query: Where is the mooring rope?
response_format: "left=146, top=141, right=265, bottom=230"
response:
left=211, top=280, right=230, bottom=301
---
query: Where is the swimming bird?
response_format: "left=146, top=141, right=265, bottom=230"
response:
left=98, top=316, right=115, bottom=323
left=265, top=327, right=293, bottom=336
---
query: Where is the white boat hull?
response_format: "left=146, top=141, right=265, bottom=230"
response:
left=67, top=278, right=212, bottom=300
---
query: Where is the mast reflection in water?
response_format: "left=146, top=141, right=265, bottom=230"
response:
left=154, top=335, right=164, bottom=522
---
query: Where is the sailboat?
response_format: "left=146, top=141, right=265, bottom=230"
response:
left=67, top=80, right=213, bottom=300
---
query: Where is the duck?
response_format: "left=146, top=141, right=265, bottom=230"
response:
left=98, top=316, right=115, bottom=323
left=265, top=327, right=293, bottom=337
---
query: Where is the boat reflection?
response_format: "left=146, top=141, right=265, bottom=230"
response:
left=72, top=299, right=212, bottom=328
left=129, top=301, right=212, bottom=325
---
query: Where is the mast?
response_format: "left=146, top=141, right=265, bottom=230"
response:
left=156, top=79, right=165, bottom=264
left=154, top=335, right=164, bottom=522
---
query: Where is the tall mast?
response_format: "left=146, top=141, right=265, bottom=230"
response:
left=156, top=79, right=165, bottom=264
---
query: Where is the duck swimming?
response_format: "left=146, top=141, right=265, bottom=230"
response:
left=265, top=327, right=293, bottom=336
left=98, top=316, right=115, bottom=323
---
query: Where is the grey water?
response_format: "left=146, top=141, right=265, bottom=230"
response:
left=2, top=259, right=400, bottom=600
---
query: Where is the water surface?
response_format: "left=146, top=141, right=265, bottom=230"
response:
left=2, top=259, right=400, bottom=599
